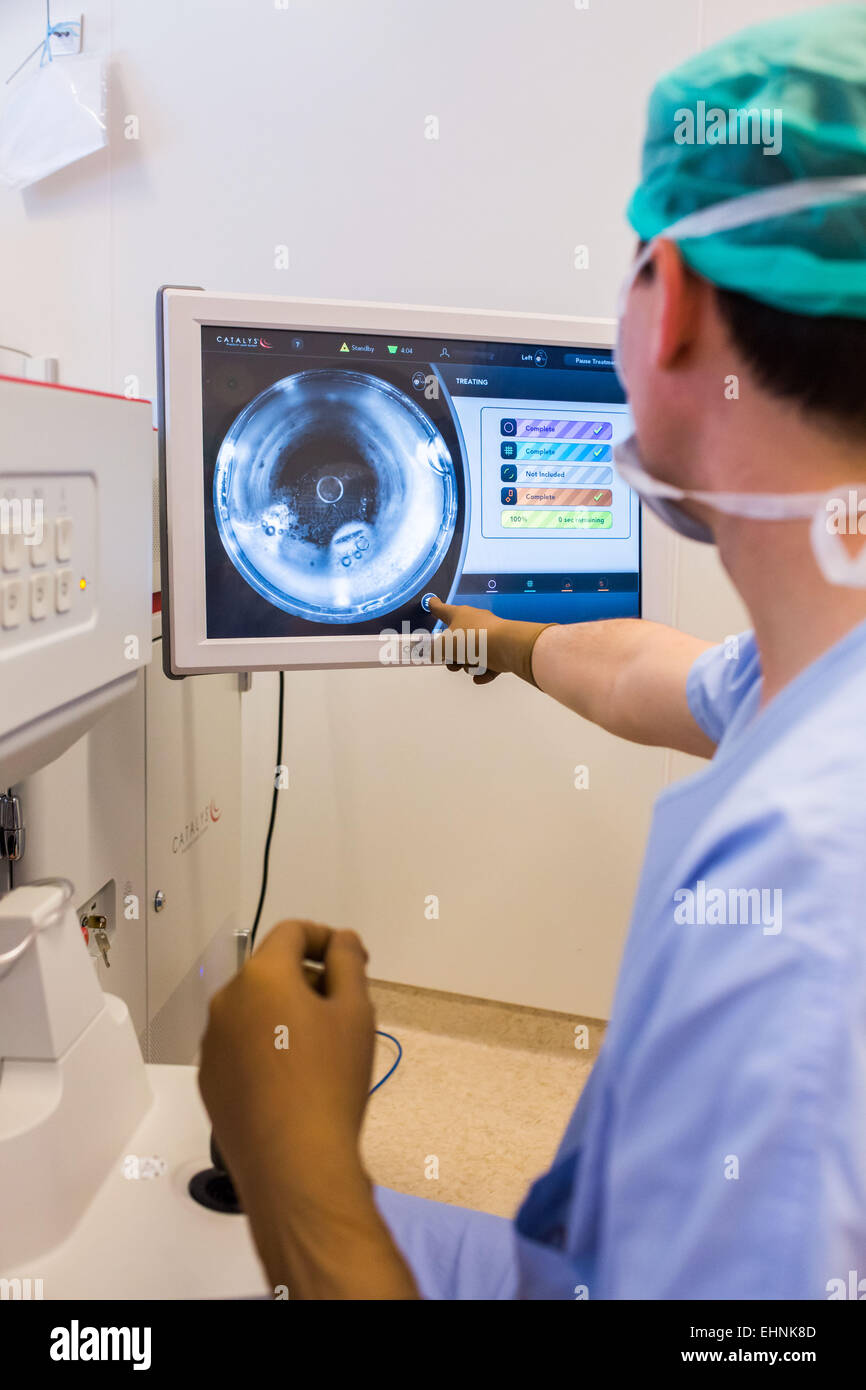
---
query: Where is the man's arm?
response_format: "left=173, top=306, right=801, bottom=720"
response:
left=428, top=600, right=716, bottom=758
left=531, top=618, right=716, bottom=757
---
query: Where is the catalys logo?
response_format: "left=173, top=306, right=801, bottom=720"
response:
left=171, top=798, right=221, bottom=854
left=215, top=334, right=273, bottom=348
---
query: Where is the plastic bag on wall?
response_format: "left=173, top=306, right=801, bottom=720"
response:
left=0, top=55, right=107, bottom=191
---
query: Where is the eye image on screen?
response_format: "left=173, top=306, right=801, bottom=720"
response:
left=213, top=369, right=457, bottom=624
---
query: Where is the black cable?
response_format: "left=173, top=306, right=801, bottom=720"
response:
left=249, top=671, right=284, bottom=952
left=243, top=677, right=404, bottom=1109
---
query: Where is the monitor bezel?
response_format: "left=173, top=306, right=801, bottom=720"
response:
left=158, top=288, right=623, bottom=676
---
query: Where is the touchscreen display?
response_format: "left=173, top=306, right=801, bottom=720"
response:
left=201, top=326, right=639, bottom=637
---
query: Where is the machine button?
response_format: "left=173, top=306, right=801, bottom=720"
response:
left=29, top=519, right=53, bottom=568
left=1, top=529, right=24, bottom=572
left=55, top=516, right=73, bottom=562
left=1, top=578, right=24, bottom=629
left=55, top=568, right=73, bottom=614
left=29, top=573, right=51, bottom=620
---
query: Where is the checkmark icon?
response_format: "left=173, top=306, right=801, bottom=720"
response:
left=592, top=424, right=604, bottom=436
left=593, top=491, right=603, bottom=502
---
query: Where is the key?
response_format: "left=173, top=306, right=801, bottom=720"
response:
left=93, top=925, right=111, bottom=968
left=82, top=914, right=110, bottom=967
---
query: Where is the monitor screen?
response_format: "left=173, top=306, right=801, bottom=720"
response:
left=200, top=325, right=639, bottom=640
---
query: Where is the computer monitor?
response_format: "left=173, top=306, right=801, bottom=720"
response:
left=157, top=290, right=639, bottom=674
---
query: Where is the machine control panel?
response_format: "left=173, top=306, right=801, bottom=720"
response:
left=0, top=376, right=152, bottom=787
left=0, top=474, right=96, bottom=652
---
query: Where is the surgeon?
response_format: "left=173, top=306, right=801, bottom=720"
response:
left=199, top=4, right=866, bottom=1299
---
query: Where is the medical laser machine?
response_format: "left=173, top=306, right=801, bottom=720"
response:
left=0, top=376, right=267, bottom=1298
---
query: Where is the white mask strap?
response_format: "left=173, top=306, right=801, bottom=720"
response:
left=615, top=456, right=827, bottom=520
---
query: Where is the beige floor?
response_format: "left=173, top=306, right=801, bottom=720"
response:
left=361, top=980, right=604, bottom=1219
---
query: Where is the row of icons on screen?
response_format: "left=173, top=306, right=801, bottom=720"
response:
left=285, top=338, right=547, bottom=363
left=277, top=338, right=604, bottom=370
left=466, top=577, right=615, bottom=594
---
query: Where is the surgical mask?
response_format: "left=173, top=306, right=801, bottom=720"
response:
left=613, top=176, right=866, bottom=585
left=616, top=446, right=866, bottom=588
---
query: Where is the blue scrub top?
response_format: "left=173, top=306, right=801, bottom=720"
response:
left=376, top=620, right=866, bottom=1299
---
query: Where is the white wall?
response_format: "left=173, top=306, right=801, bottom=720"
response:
left=1, top=0, right=828, bottom=1016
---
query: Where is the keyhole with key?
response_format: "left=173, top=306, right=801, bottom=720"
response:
left=81, top=914, right=111, bottom=968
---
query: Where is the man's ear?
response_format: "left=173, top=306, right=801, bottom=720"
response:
left=652, top=238, right=704, bottom=370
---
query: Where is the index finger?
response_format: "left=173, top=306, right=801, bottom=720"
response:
left=426, top=596, right=455, bottom=625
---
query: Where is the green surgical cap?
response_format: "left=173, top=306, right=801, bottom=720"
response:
left=626, top=3, right=866, bottom=318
